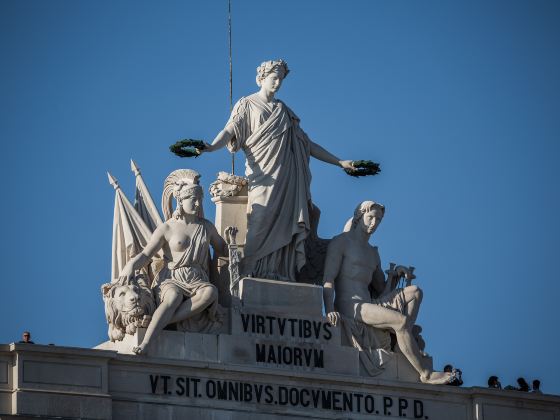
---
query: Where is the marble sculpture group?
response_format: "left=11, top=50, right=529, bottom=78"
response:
left=102, top=59, right=453, bottom=385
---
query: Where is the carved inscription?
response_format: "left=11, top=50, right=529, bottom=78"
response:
left=148, top=374, right=428, bottom=418
left=255, top=344, right=324, bottom=368
left=237, top=312, right=334, bottom=369
left=240, top=313, right=333, bottom=340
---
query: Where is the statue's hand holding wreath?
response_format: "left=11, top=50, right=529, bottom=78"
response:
left=343, top=160, right=381, bottom=177
left=339, top=160, right=355, bottom=171
left=195, top=142, right=213, bottom=155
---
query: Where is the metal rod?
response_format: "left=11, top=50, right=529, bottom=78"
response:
left=228, top=0, right=235, bottom=175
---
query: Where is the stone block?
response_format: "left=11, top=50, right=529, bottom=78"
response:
left=97, top=329, right=219, bottom=362
left=118, top=402, right=320, bottom=420
left=138, top=401, right=174, bottom=420
left=218, top=335, right=359, bottom=376
left=323, top=345, right=360, bottom=376
left=218, top=334, right=253, bottom=366
left=108, top=368, right=150, bottom=394
left=212, top=195, right=248, bottom=246
left=480, top=402, right=556, bottom=420
left=5, top=343, right=560, bottom=420
left=239, top=277, right=324, bottom=317
left=366, top=350, right=421, bottom=383
left=112, top=400, right=139, bottom=419
left=0, top=361, right=7, bottom=385
left=22, top=360, right=102, bottom=389
left=12, top=390, right=111, bottom=419
left=0, top=393, right=9, bottom=416
left=149, top=330, right=187, bottom=360
left=184, top=332, right=218, bottom=362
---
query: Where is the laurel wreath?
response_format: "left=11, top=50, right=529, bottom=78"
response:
left=169, top=139, right=207, bottom=158
left=345, top=160, right=381, bottom=177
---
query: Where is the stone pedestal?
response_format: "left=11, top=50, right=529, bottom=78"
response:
left=97, top=278, right=359, bottom=377
left=222, top=279, right=358, bottom=377
left=53, top=276, right=559, bottom=420
left=96, top=278, right=427, bottom=384
left=2, top=343, right=560, bottom=420
left=211, top=194, right=248, bottom=247
left=212, top=192, right=248, bottom=308
left=0, top=344, right=113, bottom=420
left=239, top=277, right=324, bottom=317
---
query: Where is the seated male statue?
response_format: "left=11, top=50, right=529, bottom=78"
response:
left=323, top=201, right=452, bottom=384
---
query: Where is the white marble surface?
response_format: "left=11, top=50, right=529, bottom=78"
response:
left=2, top=343, right=559, bottom=420
left=201, top=60, right=356, bottom=281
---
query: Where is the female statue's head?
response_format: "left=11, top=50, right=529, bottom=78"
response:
left=343, top=200, right=385, bottom=233
left=256, top=59, right=290, bottom=90
left=162, top=169, right=204, bottom=220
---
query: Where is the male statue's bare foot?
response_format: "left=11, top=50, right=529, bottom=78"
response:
left=132, top=343, right=147, bottom=355
left=420, top=371, right=453, bottom=385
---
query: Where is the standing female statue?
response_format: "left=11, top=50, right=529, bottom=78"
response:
left=201, top=59, right=355, bottom=281
left=119, top=169, right=231, bottom=354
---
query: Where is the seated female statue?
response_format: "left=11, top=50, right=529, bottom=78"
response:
left=119, top=169, right=232, bottom=355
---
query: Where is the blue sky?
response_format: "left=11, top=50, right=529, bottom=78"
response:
left=1, top=1, right=559, bottom=394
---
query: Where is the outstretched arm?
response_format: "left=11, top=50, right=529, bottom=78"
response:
left=309, top=140, right=354, bottom=170
left=201, top=126, right=235, bottom=153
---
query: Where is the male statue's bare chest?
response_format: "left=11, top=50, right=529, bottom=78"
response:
left=343, top=244, right=379, bottom=275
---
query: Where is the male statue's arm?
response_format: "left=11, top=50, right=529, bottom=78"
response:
left=323, top=238, right=344, bottom=326
left=119, top=224, right=166, bottom=281
left=309, top=140, right=354, bottom=170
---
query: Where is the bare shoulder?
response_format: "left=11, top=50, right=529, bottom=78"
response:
left=329, top=233, right=350, bottom=251
left=155, top=221, right=171, bottom=235
left=143, top=221, right=169, bottom=245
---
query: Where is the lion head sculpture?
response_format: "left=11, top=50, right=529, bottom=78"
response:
left=101, top=276, right=156, bottom=342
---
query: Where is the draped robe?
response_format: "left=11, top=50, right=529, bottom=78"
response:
left=152, top=220, right=218, bottom=332
left=226, top=93, right=312, bottom=281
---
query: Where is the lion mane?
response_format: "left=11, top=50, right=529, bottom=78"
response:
left=101, top=276, right=156, bottom=342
